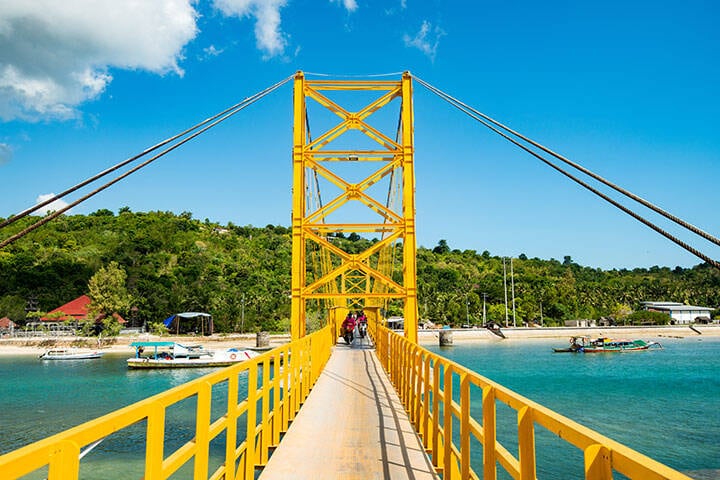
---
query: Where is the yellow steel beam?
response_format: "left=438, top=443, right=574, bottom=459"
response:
left=400, top=72, right=418, bottom=343
left=291, top=71, right=307, bottom=341
left=291, top=71, right=418, bottom=344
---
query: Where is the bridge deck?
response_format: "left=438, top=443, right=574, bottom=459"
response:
left=259, top=340, right=438, bottom=480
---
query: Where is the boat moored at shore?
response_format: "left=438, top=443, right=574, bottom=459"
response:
left=127, top=341, right=259, bottom=368
left=39, top=348, right=104, bottom=360
left=554, top=336, right=662, bottom=353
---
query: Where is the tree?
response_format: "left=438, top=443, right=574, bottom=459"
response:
left=87, top=262, right=132, bottom=318
left=433, top=239, right=450, bottom=254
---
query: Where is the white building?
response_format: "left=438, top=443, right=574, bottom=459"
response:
left=640, top=301, right=714, bottom=325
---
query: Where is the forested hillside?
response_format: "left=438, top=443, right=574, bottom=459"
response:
left=1, top=210, right=718, bottom=331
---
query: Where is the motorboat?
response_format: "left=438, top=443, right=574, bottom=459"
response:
left=554, top=336, right=662, bottom=353
left=127, top=341, right=260, bottom=369
left=39, top=348, right=104, bottom=360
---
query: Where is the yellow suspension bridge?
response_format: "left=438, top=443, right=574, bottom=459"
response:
left=0, top=72, right=705, bottom=479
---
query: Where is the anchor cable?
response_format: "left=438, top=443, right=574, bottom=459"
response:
left=0, top=74, right=294, bottom=249
left=414, top=76, right=720, bottom=269
left=414, top=75, right=720, bottom=250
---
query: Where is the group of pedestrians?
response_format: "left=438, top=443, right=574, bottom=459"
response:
left=341, top=310, right=367, bottom=345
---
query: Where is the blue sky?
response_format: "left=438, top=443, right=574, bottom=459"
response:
left=1, top=0, right=718, bottom=270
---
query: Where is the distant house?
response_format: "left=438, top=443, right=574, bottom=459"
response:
left=640, top=301, right=714, bottom=325
left=0, top=316, right=15, bottom=334
left=385, top=316, right=404, bottom=330
left=40, top=295, right=125, bottom=326
left=42, top=294, right=93, bottom=323
left=564, top=319, right=596, bottom=328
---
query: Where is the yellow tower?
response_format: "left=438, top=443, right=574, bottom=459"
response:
left=290, top=71, right=418, bottom=343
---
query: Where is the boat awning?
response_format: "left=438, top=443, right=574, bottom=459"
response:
left=130, top=341, right=176, bottom=347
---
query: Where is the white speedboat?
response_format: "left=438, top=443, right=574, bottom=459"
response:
left=127, top=341, right=260, bottom=369
left=39, top=348, right=104, bottom=360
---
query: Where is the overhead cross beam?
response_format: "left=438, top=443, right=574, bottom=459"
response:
left=290, top=71, right=419, bottom=343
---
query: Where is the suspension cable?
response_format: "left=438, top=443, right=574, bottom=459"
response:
left=414, top=75, right=720, bottom=249
left=0, top=74, right=294, bottom=249
left=413, top=76, right=720, bottom=269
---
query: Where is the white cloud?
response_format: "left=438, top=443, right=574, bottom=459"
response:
left=202, top=44, right=225, bottom=59
left=403, top=20, right=446, bottom=61
left=330, top=0, right=358, bottom=12
left=0, top=142, right=11, bottom=165
left=213, top=0, right=289, bottom=58
left=0, top=0, right=198, bottom=122
left=35, top=193, right=71, bottom=215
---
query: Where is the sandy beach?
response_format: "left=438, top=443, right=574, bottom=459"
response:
left=0, top=333, right=290, bottom=356
left=417, top=324, right=720, bottom=344
left=1, top=324, right=717, bottom=356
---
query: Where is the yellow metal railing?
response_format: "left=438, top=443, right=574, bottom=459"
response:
left=371, top=324, right=692, bottom=480
left=0, top=325, right=333, bottom=480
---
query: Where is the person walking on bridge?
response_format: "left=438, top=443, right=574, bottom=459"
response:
left=341, top=312, right=356, bottom=345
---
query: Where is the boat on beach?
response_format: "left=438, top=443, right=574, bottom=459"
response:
left=127, top=341, right=260, bottom=369
left=39, top=348, right=104, bottom=360
left=554, top=336, right=662, bottom=353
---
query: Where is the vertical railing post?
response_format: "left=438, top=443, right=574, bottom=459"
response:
left=282, top=344, right=292, bottom=430
left=482, top=386, right=497, bottom=480
left=47, top=440, right=80, bottom=480
left=421, top=353, right=431, bottom=448
left=144, top=402, right=165, bottom=480
left=413, top=348, right=423, bottom=427
left=244, top=366, right=258, bottom=479
left=585, top=444, right=612, bottom=480
left=518, top=406, right=536, bottom=480
left=431, top=360, right=441, bottom=468
left=460, top=373, right=471, bottom=479
left=194, top=382, right=212, bottom=479
left=272, top=348, right=282, bottom=445
left=260, top=359, right=271, bottom=465
left=443, top=365, right=453, bottom=478
left=225, top=373, right=239, bottom=480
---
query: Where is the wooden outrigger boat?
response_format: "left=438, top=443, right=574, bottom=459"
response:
left=554, top=336, right=662, bottom=353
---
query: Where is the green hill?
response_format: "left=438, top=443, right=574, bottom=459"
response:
left=1, top=209, right=717, bottom=331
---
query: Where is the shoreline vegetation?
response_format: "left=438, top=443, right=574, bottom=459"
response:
left=2, top=211, right=719, bottom=336
left=2, top=324, right=718, bottom=356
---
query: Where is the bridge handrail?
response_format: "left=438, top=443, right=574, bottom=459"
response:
left=0, top=325, right=333, bottom=480
left=371, top=324, right=692, bottom=480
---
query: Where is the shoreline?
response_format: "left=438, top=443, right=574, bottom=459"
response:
left=0, top=333, right=290, bottom=356
left=1, top=325, right=717, bottom=355
left=417, top=324, right=720, bottom=344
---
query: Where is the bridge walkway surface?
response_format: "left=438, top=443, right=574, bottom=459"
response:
left=259, top=339, right=438, bottom=480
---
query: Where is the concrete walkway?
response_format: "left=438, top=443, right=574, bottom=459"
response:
left=259, top=339, right=438, bottom=480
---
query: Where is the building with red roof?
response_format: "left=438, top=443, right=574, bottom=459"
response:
left=42, top=294, right=92, bottom=322
left=41, top=295, right=125, bottom=324
left=0, top=316, right=16, bottom=333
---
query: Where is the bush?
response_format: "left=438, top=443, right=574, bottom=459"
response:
left=626, top=310, right=671, bottom=325
left=149, top=322, right=169, bottom=336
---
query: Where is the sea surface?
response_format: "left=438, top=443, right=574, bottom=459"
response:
left=426, top=336, right=720, bottom=479
left=1, top=336, right=719, bottom=479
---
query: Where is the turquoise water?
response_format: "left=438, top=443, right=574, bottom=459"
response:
left=0, top=353, right=242, bottom=479
left=1, top=338, right=719, bottom=479
left=427, top=336, right=720, bottom=479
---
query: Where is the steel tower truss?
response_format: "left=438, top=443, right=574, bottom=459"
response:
left=291, top=71, right=418, bottom=343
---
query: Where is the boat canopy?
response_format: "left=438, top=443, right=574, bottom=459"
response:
left=130, top=341, right=176, bottom=347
